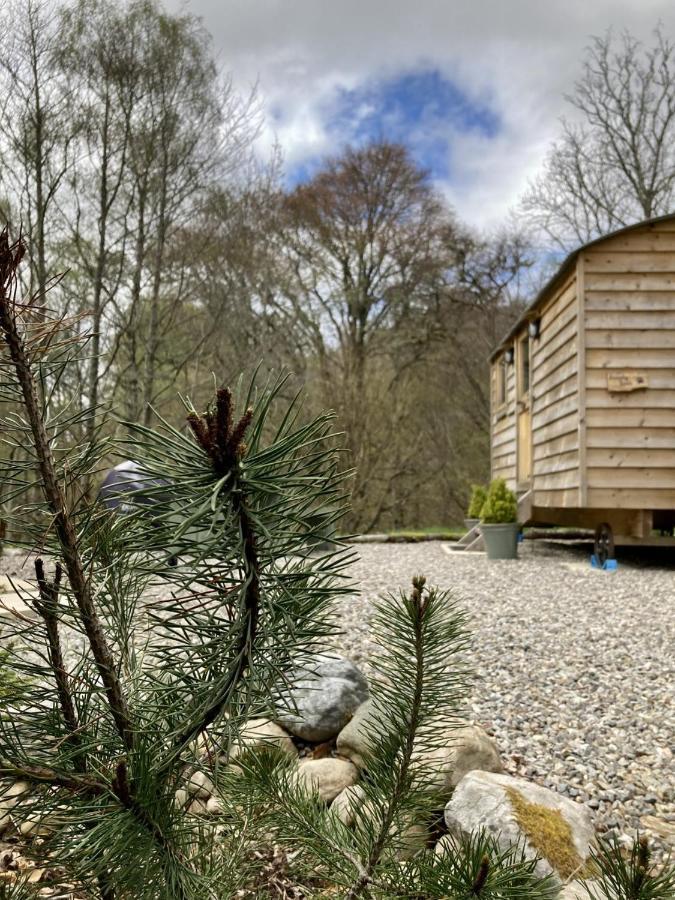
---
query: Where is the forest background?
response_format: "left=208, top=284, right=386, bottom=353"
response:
left=1, top=0, right=673, bottom=532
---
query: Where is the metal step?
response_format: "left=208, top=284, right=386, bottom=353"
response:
left=517, top=489, right=533, bottom=525
left=450, top=523, right=484, bottom=552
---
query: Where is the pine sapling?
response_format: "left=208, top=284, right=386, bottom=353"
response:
left=0, top=229, right=352, bottom=898
left=585, top=833, right=675, bottom=900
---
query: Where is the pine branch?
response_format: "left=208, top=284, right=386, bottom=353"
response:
left=344, top=576, right=429, bottom=900
left=33, top=557, right=118, bottom=897
left=161, top=393, right=260, bottom=767
left=0, top=230, right=135, bottom=752
left=215, top=386, right=232, bottom=452
left=632, top=835, right=649, bottom=895
left=110, top=760, right=191, bottom=900
left=1, top=229, right=352, bottom=895
left=472, top=854, right=490, bottom=895
left=0, top=760, right=107, bottom=796
left=586, top=833, right=675, bottom=900
left=0, top=232, right=199, bottom=897
left=32, top=558, right=83, bottom=756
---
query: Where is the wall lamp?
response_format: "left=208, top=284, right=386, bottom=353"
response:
left=528, top=318, right=541, bottom=339
left=504, top=347, right=514, bottom=364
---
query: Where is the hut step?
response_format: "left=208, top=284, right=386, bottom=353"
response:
left=451, top=524, right=484, bottom=551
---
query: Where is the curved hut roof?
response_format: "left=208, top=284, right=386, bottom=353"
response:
left=490, top=211, right=675, bottom=361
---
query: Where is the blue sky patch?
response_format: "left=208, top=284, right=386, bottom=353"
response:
left=284, top=68, right=500, bottom=186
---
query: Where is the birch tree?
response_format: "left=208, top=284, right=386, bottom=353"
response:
left=115, top=0, right=261, bottom=426
left=0, top=0, right=76, bottom=309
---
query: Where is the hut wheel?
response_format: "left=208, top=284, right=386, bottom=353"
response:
left=594, top=522, right=615, bottom=565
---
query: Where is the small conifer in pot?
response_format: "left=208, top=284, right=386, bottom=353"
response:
left=479, top=478, right=520, bottom=559
left=465, top=483, right=487, bottom=530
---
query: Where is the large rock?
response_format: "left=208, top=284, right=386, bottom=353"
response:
left=229, top=718, right=298, bottom=762
left=444, top=771, right=596, bottom=882
left=275, top=655, right=369, bottom=742
left=337, top=702, right=502, bottom=799
left=293, top=758, right=359, bottom=803
left=414, top=724, right=503, bottom=798
left=335, top=700, right=381, bottom=768
left=329, top=785, right=367, bottom=827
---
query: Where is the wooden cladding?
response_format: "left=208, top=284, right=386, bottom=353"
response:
left=582, top=224, right=675, bottom=510
left=490, top=218, right=675, bottom=516
left=491, top=356, right=517, bottom=489
left=488, top=274, right=580, bottom=498
left=527, top=274, right=578, bottom=498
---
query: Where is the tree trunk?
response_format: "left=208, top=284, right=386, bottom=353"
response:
left=125, top=188, right=147, bottom=424
left=85, top=93, right=112, bottom=448
left=142, top=167, right=168, bottom=427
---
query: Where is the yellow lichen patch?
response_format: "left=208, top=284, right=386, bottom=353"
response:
left=506, top=787, right=592, bottom=880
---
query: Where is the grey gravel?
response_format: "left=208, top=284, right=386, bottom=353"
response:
left=328, top=540, right=675, bottom=863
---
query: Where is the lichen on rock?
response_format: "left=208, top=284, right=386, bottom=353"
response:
left=444, top=771, right=596, bottom=882
left=506, top=786, right=595, bottom=880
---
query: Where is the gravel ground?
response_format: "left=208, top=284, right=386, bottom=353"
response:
left=329, top=539, right=675, bottom=861
left=1, top=539, right=674, bottom=865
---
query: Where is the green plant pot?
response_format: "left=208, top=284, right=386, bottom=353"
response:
left=480, top=522, right=519, bottom=560
left=464, top=517, right=480, bottom=532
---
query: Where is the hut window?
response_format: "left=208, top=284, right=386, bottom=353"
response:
left=495, top=356, right=507, bottom=407
left=518, top=335, right=530, bottom=397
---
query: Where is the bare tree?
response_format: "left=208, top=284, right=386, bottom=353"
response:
left=172, top=159, right=296, bottom=397
left=0, top=0, right=76, bottom=309
left=282, top=143, right=455, bottom=388
left=111, top=0, right=261, bottom=425
left=444, top=228, right=531, bottom=424
left=56, top=0, right=139, bottom=446
left=382, top=227, right=531, bottom=528
left=0, top=0, right=533, bottom=532
left=523, top=26, right=675, bottom=249
left=277, top=142, right=459, bottom=529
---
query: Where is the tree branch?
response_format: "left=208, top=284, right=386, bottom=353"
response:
left=159, top=388, right=260, bottom=770
left=32, top=558, right=83, bottom=759
left=344, top=577, right=429, bottom=899
left=0, top=231, right=135, bottom=751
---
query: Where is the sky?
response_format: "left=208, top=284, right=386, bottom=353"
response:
left=167, top=0, right=675, bottom=231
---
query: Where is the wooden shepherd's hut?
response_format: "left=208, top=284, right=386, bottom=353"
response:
left=489, top=213, right=675, bottom=558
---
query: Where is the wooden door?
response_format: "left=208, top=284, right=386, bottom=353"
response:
left=517, top=405, right=532, bottom=484
left=516, top=334, right=532, bottom=486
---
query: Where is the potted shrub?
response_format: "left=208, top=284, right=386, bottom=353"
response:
left=465, top=484, right=487, bottom=532
left=479, top=477, right=520, bottom=559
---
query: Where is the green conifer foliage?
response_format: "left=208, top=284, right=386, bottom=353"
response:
left=467, top=484, right=488, bottom=519
left=0, top=230, right=352, bottom=897
left=585, top=835, right=675, bottom=900
left=480, top=477, right=518, bottom=524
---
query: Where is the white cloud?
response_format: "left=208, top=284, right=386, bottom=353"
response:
left=167, top=0, right=675, bottom=228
